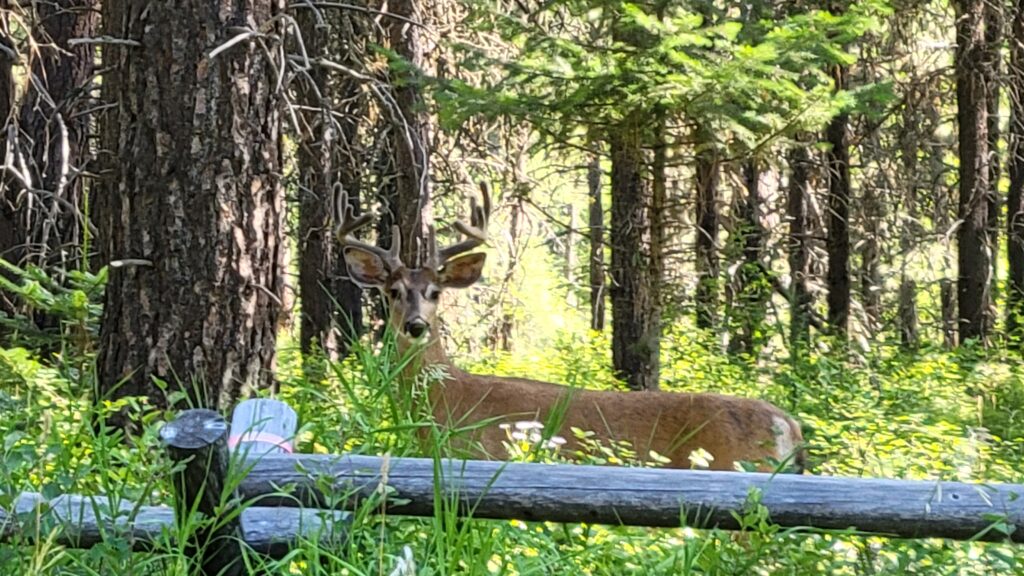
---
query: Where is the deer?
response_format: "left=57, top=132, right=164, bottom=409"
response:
left=337, top=184, right=806, bottom=473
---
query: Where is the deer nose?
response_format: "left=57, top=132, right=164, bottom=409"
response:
left=404, top=319, right=429, bottom=339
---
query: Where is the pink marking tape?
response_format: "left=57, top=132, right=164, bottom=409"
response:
left=228, top=431, right=294, bottom=453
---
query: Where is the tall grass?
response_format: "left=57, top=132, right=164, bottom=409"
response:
left=2, top=262, right=1024, bottom=573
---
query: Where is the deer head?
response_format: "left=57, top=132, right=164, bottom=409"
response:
left=338, top=183, right=491, bottom=341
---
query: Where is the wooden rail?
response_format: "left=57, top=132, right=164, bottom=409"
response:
left=0, top=491, right=342, bottom=555
left=237, top=454, right=1024, bottom=543
left=3, top=404, right=1021, bottom=574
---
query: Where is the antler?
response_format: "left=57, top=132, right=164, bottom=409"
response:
left=334, top=184, right=405, bottom=271
left=428, top=182, right=492, bottom=269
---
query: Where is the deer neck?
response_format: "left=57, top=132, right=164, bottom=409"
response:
left=397, top=335, right=451, bottom=372
left=393, top=318, right=464, bottom=382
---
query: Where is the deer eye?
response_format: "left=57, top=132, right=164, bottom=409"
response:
left=426, top=288, right=440, bottom=301
left=389, top=287, right=402, bottom=300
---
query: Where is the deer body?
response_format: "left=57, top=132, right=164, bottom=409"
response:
left=401, top=331, right=803, bottom=471
left=339, top=184, right=805, bottom=472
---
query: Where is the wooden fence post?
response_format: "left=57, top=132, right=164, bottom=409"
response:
left=161, top=409, right=244, bottom=576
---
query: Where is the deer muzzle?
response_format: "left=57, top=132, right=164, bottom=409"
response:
left=404, top=318, right=430, bottom=339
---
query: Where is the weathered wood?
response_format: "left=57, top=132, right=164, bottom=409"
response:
left=0, top=492, right=344, bottom=554
left=230, top=399, right=298, bottom=456
left=161, top=409, right=244, bottom=576
left=238, top=454, right=1024, bottom=542
left=229, top=399, right=349, bottom=556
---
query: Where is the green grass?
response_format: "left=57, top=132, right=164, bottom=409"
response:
left=3, top=326, right=1024, bottom=575
left=2, top=259, right=1024, bottom=574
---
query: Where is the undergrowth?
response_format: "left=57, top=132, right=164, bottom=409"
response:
left=1, top=266, right=1024, bottom=574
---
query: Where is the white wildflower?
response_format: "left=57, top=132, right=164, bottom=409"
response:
left=688, top=448, right=714, bottom=469
left=388, top=545, right=416, bottom=576
left=545, top=436, right=567, bottom=450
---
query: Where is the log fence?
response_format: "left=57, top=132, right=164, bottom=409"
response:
left=2, top=400, right=1022, bottom=574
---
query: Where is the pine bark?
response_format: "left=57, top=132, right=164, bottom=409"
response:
left=728, top=160, right=769, bottom=356
left=928, top=97, right=959, bottom=348
left=986, top=0, right=1003, bottom=315
left=587, top=153, right=606, bottom=331
left=825, top=64, right=851, bottom=338
left=694, top=126, right=719, bottom=330
left=96, top=0, right=285, bottom=422
left=296, top=6, right=365, bottom=357
left=0, top=3, right=16, bottom=316
left=788, top=144, right=812, bottom=353
left=954, top=0, right=994, bottom=344
left=387, top=0, right=433, bottom=266
left=898, top=97, right=921, bottom=348
left=610, top=114, right=659, bottom=391
left=1008, top=0, right=1024, bottom=341
left=16, top=0, right=98, bottom=268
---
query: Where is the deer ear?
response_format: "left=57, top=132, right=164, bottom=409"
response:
left=343, top=247, right=389, bottom=288
left=439, top=253, right=486, bottom=289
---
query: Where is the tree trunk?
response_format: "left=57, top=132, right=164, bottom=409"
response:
left=0, top=4, right=16, bottom=316
left=927, top=93, right=959, bottom=348
left=488, top=197, right=523, bottom=352
left=788, top=144, right=812, bottom=354
left=694, top=126, right=719, bottom=330
left=898, top=95, right=921, bottom=349
left=569, top=203, right=577, bottom=282
left=650, top=117, right=666, bottom=340
left=728, top=159, right=770, bottom=357
left=587, top=152, right=606, bottom=331
left=858, top=124, right=886, bottom=336
left=296, top=6, right=364, bottom=358
left=96, top=0, right=285, bottom=424
left=1008, top=0, right=1024, bottom=342
left=825, top=64, right=851, bottom=338
left=610, top=114, right=659, bottom=391
left=860, top=173, right=883, bottom=336
left=986, top=0, right=1003, bottom=322
left=92, top=0, right=121, bottom=272
left=15, top=0, right=98, bottom=270
left=387, top=0, right=433, bottom=267
left=954, top=0, right=994, bottom=344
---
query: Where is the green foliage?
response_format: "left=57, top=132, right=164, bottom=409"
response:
left=441, top=0, right=891, bottom=152
left=4, top=325, right=1024, bottom=573
left=3, top=248, right=1024, bottom=573
left=0, top=258, right=105, bottom=357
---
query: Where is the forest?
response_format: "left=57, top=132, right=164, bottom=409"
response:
left=3, top=0, right=1024, bottom=572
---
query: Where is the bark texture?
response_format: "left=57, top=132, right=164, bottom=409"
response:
left=825, top=64, right=851, bottom=338
left=898, top=93, right=921, bottom=348
left=986, top=0, right=1003, bottom=310
left=0, top=3, right=16, bottom=316
left=787, top=144, right=812, bottom=353
left=610, top=115, right=659, bottom=391
left=1008, top=0, right=1024, bottom=341
left=694, top=127, right=720, bottom=330
left=96, top=0, right=285, bottom=419
left=16, top=0, right=98, bottom=267
left=296, top=5, right=365, bottom=357
left=587, top=153, right=605, bottom=331
left=727, top=160, right=769, bottom=356
left=954, top=0, right=994, bottom=344
left=387, top=0, right=434, bottom=266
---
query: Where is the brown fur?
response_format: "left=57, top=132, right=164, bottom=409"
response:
left=403, top=334, right=804, bottom=472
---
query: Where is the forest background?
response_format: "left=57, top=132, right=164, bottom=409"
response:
left=3, top=0, right=1024, bottom=573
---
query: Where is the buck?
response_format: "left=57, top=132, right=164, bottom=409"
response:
left=338, top=184, right=805, bottom=472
